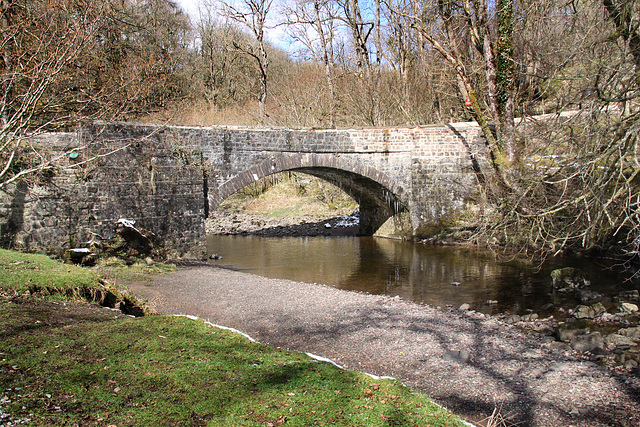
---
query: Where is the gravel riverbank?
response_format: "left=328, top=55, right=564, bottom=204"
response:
left=126, top=266, right=640, bottom=427
left=206, top=211, right=360, bottom=237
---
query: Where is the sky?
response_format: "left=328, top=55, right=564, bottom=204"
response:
left=175, top=0, right=300, bottom=53
left=176, top=0, right=201, bottom=19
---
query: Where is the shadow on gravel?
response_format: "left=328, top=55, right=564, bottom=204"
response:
left=250, top=303, right=640, bottom=427
left=128, top=268, right=640, bottom=427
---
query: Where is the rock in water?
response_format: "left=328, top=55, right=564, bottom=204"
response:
left=550, top=267, right=590, bottom=289
left=619, top=302, right=639, bottom=315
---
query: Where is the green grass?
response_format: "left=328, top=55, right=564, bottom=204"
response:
left=0, top=249, right=99, bottom=294
left=0, top=250, right=467, bottom=426
left=0, top=300, right=465, bottom=426
left=95, top=256, right=178, bottom=284
left=0, top=249, right=152, bottom=315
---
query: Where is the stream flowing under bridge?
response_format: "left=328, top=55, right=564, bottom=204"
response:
left=0, top=122, right=490, bottom=257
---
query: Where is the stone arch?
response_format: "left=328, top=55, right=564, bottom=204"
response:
left=208, top=153, right=408, bottom=235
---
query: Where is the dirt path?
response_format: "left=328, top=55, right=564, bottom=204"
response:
left=126, top=266, right=640, bottom=427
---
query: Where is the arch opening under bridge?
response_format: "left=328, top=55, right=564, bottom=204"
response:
left=208, top=153, right=408, bottom=236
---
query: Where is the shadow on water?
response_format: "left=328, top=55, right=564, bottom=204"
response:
left=207, top=234, right=640, bottom=315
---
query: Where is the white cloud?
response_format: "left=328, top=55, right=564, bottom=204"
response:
left=175, top=0, right=202, bottom=19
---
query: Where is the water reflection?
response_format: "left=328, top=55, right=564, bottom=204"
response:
left=207, top=235, right=639, bottom=315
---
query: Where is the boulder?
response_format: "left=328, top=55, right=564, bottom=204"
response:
left=618, top=326, right=640, bottom=340
left=605, top=334, right=638, bottom=348
left=550, top=267, right=590, bottom=289
left=570, top=332, right=604, bottom=353
left=114, top=218, right=155, bottom=256
left=619, top=302, right=639, bottom=315
left=577, top=289, right=604, bottom=304
left=573, top=305, right=596, bottom=319
left=98, top=218, right=160, bottom=263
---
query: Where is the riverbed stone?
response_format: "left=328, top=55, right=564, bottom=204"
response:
left=557, top=326, right=590, bottom=342
left=573, top=305, right=596, bottom=319
left=592, top=302, right=607, bottom=316
left=618, top=326, right=640, bottom=339
left=619, top=303, right=639, bottom=315
left=545, top=341, right=572, bottom=354
left=550, top=267, right=590, bottom=289
left=570, top=332, right=604, bottom=353
left=577, top=289, right=604, bottom=304
left=504, top=314, right=521, bottom=324
left=443, top=350, right=473, bottom=364
left=605, top=334, right=638, bottom=348
left=619, top=290, right=640, bottom=302
left=458, top=303, right=471, bottom=310
left=540, top=303, right=555, bottom=312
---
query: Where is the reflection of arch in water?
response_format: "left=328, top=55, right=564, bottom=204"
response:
left=209, top=153, right=408, bottom=235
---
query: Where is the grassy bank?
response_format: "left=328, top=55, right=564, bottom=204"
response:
left=0, top=249, right=152, bottom=316
left=0, top=250, right=466, bottom=426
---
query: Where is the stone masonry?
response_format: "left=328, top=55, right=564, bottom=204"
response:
left=0, top=121, right=489, bottom=257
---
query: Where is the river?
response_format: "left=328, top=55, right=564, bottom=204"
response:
left=207, top=235, right=640, bottom=315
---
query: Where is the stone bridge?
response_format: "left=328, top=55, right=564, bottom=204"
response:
left=0, top=122, right=489, bottom=257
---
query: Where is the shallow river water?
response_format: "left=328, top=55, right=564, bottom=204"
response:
left=207, top=235, right=640, bottom=315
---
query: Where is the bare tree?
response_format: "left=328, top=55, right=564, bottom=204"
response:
left=195, top=5, right=260, bottom=108
left=0, top=0, right=104, bottom=189
left=218, top=0, right=273, bottom=121
left=0, top=0, right=193, bottom=189
left=463, top=0, right=640, bottom=261
left=284, top=0, right=340, bottom=126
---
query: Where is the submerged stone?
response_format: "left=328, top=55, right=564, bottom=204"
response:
left=550, top=267, right=590, bottom=289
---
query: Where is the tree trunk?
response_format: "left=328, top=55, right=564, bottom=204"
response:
left=314, top=0, right=336, bottom=127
